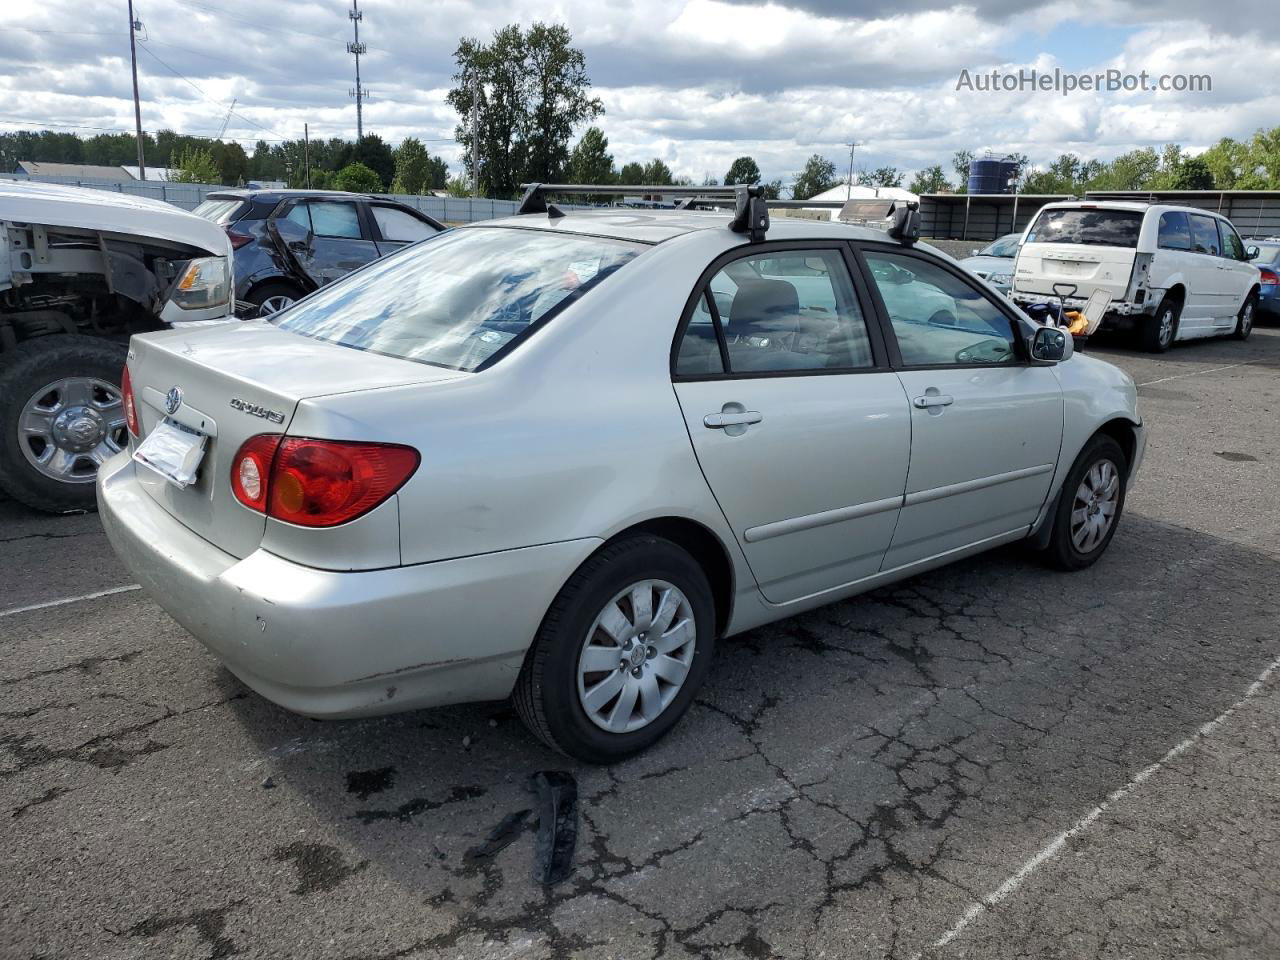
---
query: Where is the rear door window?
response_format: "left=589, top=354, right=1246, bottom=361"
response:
left=1189, top=215, right=1221, bottom=256
left=273, top=227, right=641, bottom=371
left=307, top=201, right=363, bottom=239
left=1027, top=208, right=1143, bottom=247
left=673, top=249, right=876, bottom=376
left=1158, top=211, right=1191, bottom=250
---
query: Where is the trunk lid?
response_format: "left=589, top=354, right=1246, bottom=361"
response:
left=1014, top=241, right=1138, bottom=302
left=127, top=321, right=462, bottom=558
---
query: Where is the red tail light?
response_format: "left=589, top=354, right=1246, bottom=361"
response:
left=122, top=365, right=139, bottom=437
left=225, top=227, right=253, bottom=250
left=229, top=434, right=283, bottom=513
left=229, top=435, right=419, bottom=527
left=1261, top=268, right=1278, bottom=287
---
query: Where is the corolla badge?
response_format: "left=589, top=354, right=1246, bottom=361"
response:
left=229, top=398, right=286, bottom=424
left=164, top=386, right=183, bottom=415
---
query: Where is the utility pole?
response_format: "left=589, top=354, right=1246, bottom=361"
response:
left=127, top=0, right=146, bottom=179
left=304, top=123, right=311, bottom=189
left=470, top=75, right=480, bottom=197
left=845, top=141, right=858, bottom=201
left=347, top=0, right=367, bottom=140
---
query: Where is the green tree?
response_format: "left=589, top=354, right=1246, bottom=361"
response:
left=790, top=154, right=838, bottom=200
left=908, top=164, right=951, bottom=194
left=446, top=175, right=470, bottom=197
left=332, top=161, right=384, bottom=193
left=642, top=158, right=673, bottom=185
left=352, top=134, right=394, bottom=189
left=724, top=156, right=761, bottom=185
left=169, top=145, right=220, bottom=184
left=567, top=127, right=615, bottom=184
left=524, top=23, right=604, bottom=181
left=858, top=166, right=903, bottom=188
left=951, top=150, right=974, bottom=192
left=447, top=22, right=602, bottom=197
left=761, top=179, right=782, bottom=199
left=618, top=161, right=645, bottom=184
left=391, top=137, right=434, bottom=194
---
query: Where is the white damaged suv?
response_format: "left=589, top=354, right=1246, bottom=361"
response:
left=1011, top=200, right=1260, bottom=352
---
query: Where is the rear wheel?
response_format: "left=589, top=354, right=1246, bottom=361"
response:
left=246, top=280, right=304, bottom=318
left=1233, top=293, right=1256, bottom=340
left=513, top=535, right=716, bottom=764
left=1140, top=297, right=1179, bottom=353
left=0, top=336, right=129, bottom=513
left=1040, top=434, right=1127, bottom=571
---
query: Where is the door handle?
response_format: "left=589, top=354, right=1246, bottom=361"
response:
left=912, top=394, right=955, bottom=409
left=704, top=410, right=763, bottom=428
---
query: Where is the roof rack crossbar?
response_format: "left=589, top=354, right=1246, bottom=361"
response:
left=514, top=182, right=918, bottom=246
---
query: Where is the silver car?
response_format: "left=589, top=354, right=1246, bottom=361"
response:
left=98, top=195, right=1145, bottom=763
left=959, top=232, right=1021, bottom=294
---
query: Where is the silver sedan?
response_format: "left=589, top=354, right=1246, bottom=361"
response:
left=99, top=199, right=1144, bottom=763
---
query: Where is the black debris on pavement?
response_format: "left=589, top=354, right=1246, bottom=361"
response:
left=463, top=809, right=533, bottom=862
left=345, top=766, right=396, bottom=799
left=529, top=771, right=578, bottom=885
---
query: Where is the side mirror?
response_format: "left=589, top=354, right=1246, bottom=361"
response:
left=1030, top=325, right=1068, bottom=363
left=1247, top=245, right=1260, bottom=261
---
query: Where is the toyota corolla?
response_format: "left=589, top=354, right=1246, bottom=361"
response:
left=98, top=186, right=1144, bottom=763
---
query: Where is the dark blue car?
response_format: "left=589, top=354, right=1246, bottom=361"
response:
left=192, top=190, right=445, bottom=317
left=1248, top=239, right=1280, bottom=321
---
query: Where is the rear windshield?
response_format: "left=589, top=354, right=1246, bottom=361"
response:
left=1253, top=242, right=1280, bottom=262
left=273, top=227, right=642, bottom=371
left=191, top=198, right=245, bottom=224
left=1027, top=208, right=1143, bottom=248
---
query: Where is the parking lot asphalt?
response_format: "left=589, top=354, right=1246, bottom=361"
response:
left=3, top=330, right=1280, bottom=960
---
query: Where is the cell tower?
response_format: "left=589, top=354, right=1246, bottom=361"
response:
left=347, top=0, right=368, bottom=139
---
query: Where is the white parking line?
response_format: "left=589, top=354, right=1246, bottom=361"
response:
left=1137, top=358, right=1261, bottom=387
left=917, top=653, right=1280, bottom=957
left=0, top=584, right=142, bottom=618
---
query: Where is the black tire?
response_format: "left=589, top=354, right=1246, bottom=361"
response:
left=1040, top=434, right=1128, bottom=571
left=513, top=535, right=716, bottom=764
left=245, top=280, right=305, bottom=318
left=0, top=335, right=129, bottom=514
left=1139, top=296, right=1180, bottom=353
left=1233, top=293, right=1257, bottom=341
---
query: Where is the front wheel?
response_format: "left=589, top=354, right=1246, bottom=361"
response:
left=1233, top=293, right=1256, bottom=340
left=0, top=336, right=129, bottom=513
left=1040, top=434, right=1128, bottom=571
left=513, top=535, right=716, bottom=764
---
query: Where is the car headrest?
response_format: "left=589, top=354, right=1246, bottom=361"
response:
left=727, top=279, right=800, bottom=340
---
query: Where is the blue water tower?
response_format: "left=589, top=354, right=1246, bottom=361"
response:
left=968, top=157, right=1019, bottom=194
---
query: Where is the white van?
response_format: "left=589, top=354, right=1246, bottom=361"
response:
left=1011, top=201, right=1260, bottom=352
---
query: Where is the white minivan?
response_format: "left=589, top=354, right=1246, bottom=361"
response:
left=1011, top=201, right=1260, bottom=352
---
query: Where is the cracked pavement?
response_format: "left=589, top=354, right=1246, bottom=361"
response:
left=3, top=330, right=1279, bottom=960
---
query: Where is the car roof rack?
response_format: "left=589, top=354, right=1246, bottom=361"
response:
left=515, top=182, right=919, bottom=245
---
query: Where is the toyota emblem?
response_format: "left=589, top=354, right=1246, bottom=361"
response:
left=164, top=386, right=183, bottom=415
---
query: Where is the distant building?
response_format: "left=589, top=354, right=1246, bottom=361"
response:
left=119, top=165, right=182, bottom=182
left=14, top=160, right=135, bottom=183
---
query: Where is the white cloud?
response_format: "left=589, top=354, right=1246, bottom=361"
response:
left=3, top=0, right=1277, bottom=187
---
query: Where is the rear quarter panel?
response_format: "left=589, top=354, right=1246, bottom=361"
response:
left=288, top=230, right=756, bottom=581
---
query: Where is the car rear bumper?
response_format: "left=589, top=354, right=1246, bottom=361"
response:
left=97, top=453, right=601, bottom=718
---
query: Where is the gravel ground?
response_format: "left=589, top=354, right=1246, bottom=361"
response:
left=2, top=329, right=1279, bottom=960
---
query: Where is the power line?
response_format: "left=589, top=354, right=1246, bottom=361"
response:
left=133, top=41, right=286, bottom=140
left=167, top=0, right=344, bottom=42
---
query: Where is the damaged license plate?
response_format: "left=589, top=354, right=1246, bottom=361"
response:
left=132, top=418, right=206, bottom=489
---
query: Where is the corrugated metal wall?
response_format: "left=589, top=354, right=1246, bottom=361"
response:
left=920, top=191, right=1280, bottom=242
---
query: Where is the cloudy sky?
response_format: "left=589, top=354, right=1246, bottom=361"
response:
left=5, top=0, right=1279, bottom=186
